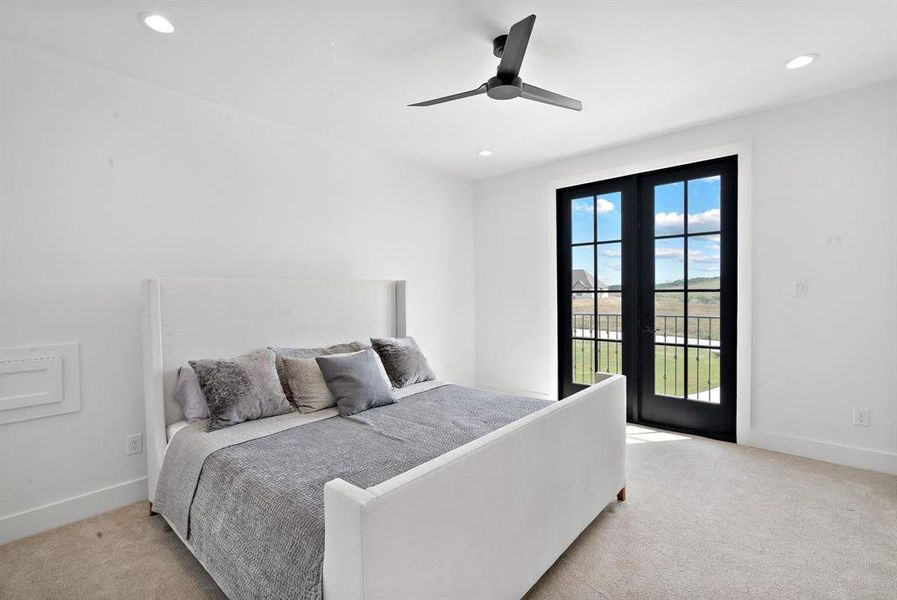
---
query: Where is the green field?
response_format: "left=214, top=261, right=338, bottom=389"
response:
left=571, top=276, right=723, bottom=396
left=572, top=277, right=721, bottom=343
left=572, top=340, right=720, bottom=397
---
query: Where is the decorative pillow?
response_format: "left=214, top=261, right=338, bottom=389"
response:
left=280, top=356, right=337, bottom=414
left=172, top=366, right=209, bottom=423
left=315, top=350, right=397, bottom=417
left=189, top=349, right=293, bottom=431
left=370, top=337, right=436, bottom=388
left=270, top=341, right=369, bottom=403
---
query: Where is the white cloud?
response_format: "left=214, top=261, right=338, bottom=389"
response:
left=691, top=254, right=720, bottom=265
left=688, top=247, right=720, bottom=271
left=689, top=208, right=720, bottom=230
left=572, top=197, right=615, bottom=214
left=600, top=248, right=622, bottom=258
left=654, top=209, right=720, bottom=234
left=596, top=197, right=615, bottom=213
left=656, top=247, right=684, bottom=260
left=655, top=212, right=683, bottom=233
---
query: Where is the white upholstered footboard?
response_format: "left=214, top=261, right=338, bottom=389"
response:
left=322, top=374, right=627, bottom=600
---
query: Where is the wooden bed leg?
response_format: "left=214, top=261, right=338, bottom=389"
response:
left=616, top=486, right=626, bottom=502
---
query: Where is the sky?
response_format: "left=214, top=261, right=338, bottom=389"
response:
left=572, top=176, right=721, bottom=288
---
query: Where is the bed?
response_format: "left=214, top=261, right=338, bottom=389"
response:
left=142, top=277, right=626, bottom=600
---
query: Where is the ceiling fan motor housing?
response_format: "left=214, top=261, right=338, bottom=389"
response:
left=492, top=34, right=508, bottom=58
left=486, top=76, right=523, bottom=100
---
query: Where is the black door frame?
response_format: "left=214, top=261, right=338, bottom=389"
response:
left=556, top=156, right=737, bottom=442
left=556, top=175, right=638, bottom=414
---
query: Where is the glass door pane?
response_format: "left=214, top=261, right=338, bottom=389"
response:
left=635, top=156, right=736, bottom=441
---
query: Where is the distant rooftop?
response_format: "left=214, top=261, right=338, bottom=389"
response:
left=572, top=269, right=608, bottom=291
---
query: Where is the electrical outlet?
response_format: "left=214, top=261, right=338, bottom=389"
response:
left=126, top=433, right=144, bottom=455
left=853, top=409, right=870, bottom=427
left=794, top=280, right=809, bottom=298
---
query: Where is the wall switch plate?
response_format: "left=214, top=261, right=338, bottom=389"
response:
left=853, top=409, right=870, bottom=427
left=126, top=433, right=144, bottom=455
left=794, top=280, right=809, bottom=298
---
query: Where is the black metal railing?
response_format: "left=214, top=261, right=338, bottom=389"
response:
left=572, top=313, right=623, bottom=339
left=572, top=313, right=719, bottom=345
left=572, top=313, right=721, bottom=401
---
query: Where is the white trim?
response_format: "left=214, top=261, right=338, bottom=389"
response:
left=546, top=141, right=753, bottom=441
left=0, top=343, right=81, bottom=424
left=740, top=430, right=897, bottom=475
left=0, top=476, right=148, bottom=544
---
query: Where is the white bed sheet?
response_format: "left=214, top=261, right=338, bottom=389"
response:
left=166, top=420, right=189, bottom=442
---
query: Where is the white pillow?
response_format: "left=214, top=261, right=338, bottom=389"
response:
left=172, top=366, right=209, bottom=423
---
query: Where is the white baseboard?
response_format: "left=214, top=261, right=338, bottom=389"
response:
left=741, top=430, right=897, bottom=475
left=0, top=476, right=148, bottom=545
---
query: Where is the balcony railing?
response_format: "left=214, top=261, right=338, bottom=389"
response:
left=572, top=313, right=719, bottom=346
left=572, top=313, right=721, bottom=403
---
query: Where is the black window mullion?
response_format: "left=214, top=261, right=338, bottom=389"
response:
left=683, top=178, right=689, bottom=398
left=592, top=194, right=598, bottom=381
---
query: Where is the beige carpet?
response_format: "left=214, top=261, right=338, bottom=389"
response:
left=2, top=427, right=895, bottom=599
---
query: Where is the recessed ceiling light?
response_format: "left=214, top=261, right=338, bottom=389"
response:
left=139, top=12, right=175, bottom=34
left=785, top=53, right=818, bottom=70
left=477, top=150, right=493, bottom=157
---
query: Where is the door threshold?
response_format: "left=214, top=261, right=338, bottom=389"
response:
left=629, top=418, right=736, bottom=444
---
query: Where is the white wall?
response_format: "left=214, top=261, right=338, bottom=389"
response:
left=0, top=40, right=476, bottom=542
left=474, top=80, right=897, bottom=474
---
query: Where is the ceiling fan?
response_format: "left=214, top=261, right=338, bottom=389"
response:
left=409, top=14, right=582, bottom=111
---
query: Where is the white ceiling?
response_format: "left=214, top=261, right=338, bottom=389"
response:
left=2, top=1, right=895, bottom=179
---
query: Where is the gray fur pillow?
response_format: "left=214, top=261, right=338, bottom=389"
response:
left=270, top=341, right=369, bottom=403
left=190, top=349, right=293, bottom=431
left=370, top=337, right=436, bottom=388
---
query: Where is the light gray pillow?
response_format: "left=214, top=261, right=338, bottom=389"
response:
left=370, top=337, right=436, bottom=388
left=270, top=341, right=369, bottom=403
left=190, top=349, right=293, bottom=431
left=281, top=356, right=336, bottom=414
left=316, top=350, right=397, bottom=417
left=173, top=366, right=209, bottom=423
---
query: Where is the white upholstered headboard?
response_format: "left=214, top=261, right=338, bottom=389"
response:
left=141, top=277, right=406, bottom=500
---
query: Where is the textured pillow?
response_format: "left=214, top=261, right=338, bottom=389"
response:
left=172, top=366, right=209, bottom=423
left=370, top=337, right=436, bottom=388
left=281, top=356, right=336, bottom=414
left=316, top=350, right=397, bottom=417
left=190, top=349, right=293, bottom=431
left=270, top=341, right=369, bottom=403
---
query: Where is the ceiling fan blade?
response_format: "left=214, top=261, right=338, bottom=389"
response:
left=520, top=83, right=582, bottom=111
left=408, top=84, right=487, bottom=107
left=497, top=14, right=536, bottom=79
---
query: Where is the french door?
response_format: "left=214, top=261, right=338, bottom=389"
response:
left=557, top=156, right=737, bottom=441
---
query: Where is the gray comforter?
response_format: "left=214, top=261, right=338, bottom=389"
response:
left=154, top=384, right=551, bottom=600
